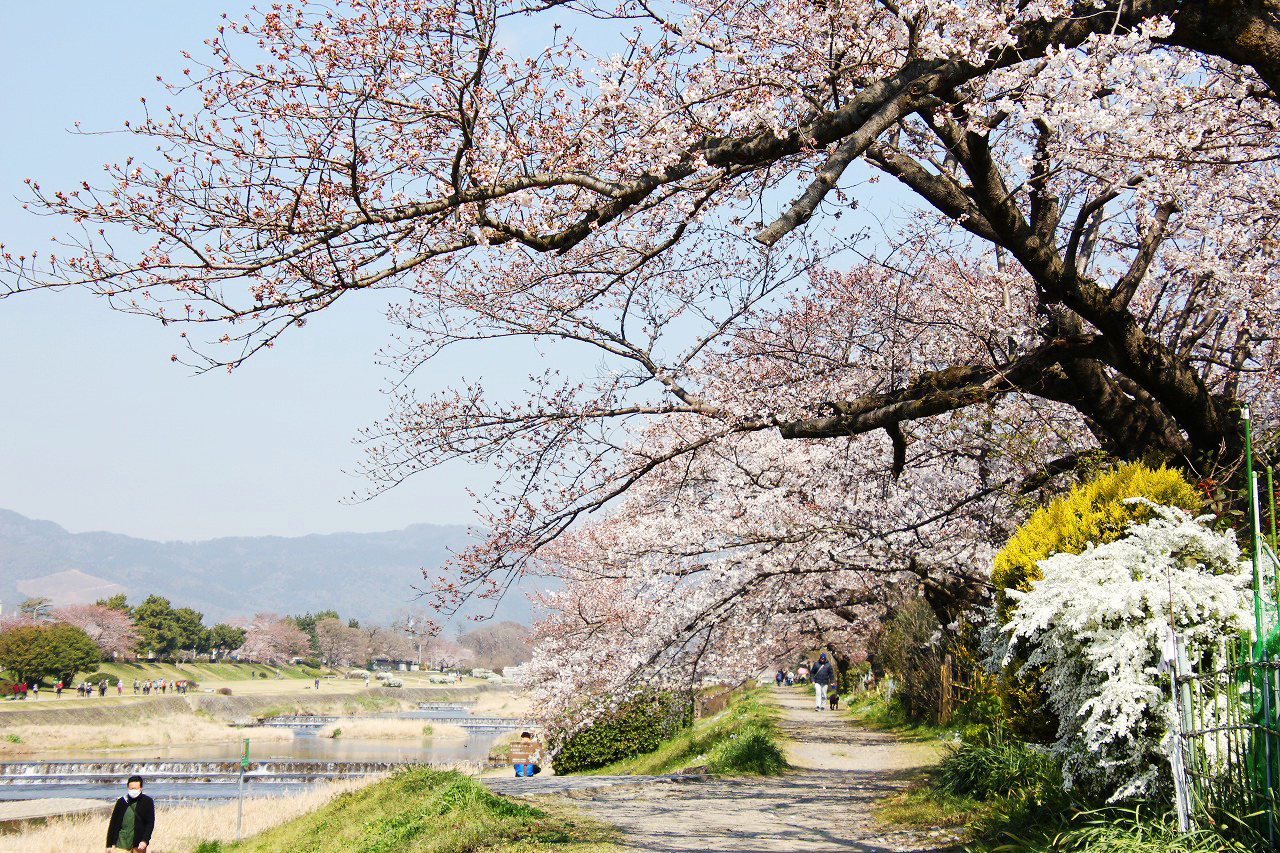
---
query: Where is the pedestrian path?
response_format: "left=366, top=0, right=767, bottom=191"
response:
left=486, top=772, right=710, bottom=797
left=539, top=686, right=961, bottom=852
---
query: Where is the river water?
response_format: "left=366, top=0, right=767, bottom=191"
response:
left=0, top=728, right=504, bottom=803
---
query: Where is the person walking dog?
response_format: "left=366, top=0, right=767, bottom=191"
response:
left=812, top=653, right=836, bottom=711
left=106, top=774, right=154, bottom=852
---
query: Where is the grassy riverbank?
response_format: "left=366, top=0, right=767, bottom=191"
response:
left=583, top=687, right=786, bottom=776
left=198, top=766, right=621, bottom=853
left=0, top=686, right=524, bottom=753
left=0, top=714, right=295, bottom=753
left=75, top=661, right=326, bottom=685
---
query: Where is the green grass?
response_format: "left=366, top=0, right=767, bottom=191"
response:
left=76, top=661, right=330, bottom=684
left=843, top=691, right=954, bottom=741
left=873, top=743, right=1256, bottom=852
left=252, top=695, right=404, bottom=719
left=207, top=766, right=622, bottom=853
left=580, top=688, right=786, bottom=776
left=936, top=740, right=1060, bottom=801
left=1049, top=805, right=1258, bottom=852
left=872, top=767, right=977, bottom=831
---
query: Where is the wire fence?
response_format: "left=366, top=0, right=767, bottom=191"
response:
left=1173, top=638, right=1280, bottom=847
left=1171, top=535, right=1280, bottom=847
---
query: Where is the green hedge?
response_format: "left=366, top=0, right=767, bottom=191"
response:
left=549, top=690, right=693, bottom=774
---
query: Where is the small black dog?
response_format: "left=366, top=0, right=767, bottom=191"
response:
left=828, top=691, right=840, bottom=710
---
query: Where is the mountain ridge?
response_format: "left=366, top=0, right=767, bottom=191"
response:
left=0, top=508, right=531, bottom=626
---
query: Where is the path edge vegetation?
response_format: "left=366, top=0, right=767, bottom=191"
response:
left=185, top=687, right=783, bottom=852
left=850, top=462, right=1264, bottom=853
left=192, top=766, right=623, bottom=853
left=573, top=685, right=785, bottom=776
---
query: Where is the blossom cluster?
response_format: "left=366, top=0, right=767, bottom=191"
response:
left=1004, top=504, right=1251, bottom=800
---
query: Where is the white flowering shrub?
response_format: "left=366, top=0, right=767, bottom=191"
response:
left=1003, top=503, right=1251, bottom=801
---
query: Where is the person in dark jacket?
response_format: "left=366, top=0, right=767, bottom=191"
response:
left=106, top=774, right=154, bottom=851
left=812, top=653, right=836, bottom=711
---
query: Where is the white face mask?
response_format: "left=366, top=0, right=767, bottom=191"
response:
left=127, top=789, right=141, bottom=799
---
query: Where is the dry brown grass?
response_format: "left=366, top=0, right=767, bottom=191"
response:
left=315, top=718, right=467, bottom=739
left=0, top=775, right=385, bottom=853
left=470, top=689, right=533, bottom=718
left=0, top=718, right=293, bottom=753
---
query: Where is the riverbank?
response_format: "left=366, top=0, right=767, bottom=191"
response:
left=0, top=685, right=522, bottom=753
left=211, top=766, right=622, bottom=853
left=0, top=666, right=501, bottom=714
left=0, top=775, right=385, bottom=852
left=0, top=767, right=624, bottom=853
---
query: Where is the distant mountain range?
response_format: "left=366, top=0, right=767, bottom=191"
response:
left=0, top=508, right=538, bottom=626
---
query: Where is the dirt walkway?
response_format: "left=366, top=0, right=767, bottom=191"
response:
left=559, top=687, right=963, bottom=852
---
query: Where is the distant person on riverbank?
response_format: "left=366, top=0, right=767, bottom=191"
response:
left=55, top=681, right=63, bottom=698
left=133, top=679, right=139, bottom=695
left=106, top=774, right=154, bottom=852
left=812, top=654, right=835, bottom=712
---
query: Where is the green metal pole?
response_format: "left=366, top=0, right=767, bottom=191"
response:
left=237, top=737, right=249, bottom=841
left=1244, top=407, right=1263, bottom=653
left=1269, top=466, right=1276, bottom=550
left=1269, top=467, right=1279, bottom=615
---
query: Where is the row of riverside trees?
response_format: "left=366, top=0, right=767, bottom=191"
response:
left=0, top=594, right=533, bottom=686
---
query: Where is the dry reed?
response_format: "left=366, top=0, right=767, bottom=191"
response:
left=0, top=718, right=293, bottom=753
left=470, top=690, right=533, bottom=718
left=0, top=774, right=384, bottom=852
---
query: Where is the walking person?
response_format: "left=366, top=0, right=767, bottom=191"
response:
left=812, top=653, right=835, bottom=711
left=106, top=774, right=154, bottom=852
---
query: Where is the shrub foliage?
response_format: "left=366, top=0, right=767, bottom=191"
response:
left=992, top=462, right=1201, bottom=740
left=549, top=690, right=693, bottom=774
left=992, top=462, right=1201, bottom=619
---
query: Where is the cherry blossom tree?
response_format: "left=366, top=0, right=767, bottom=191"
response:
left=3, top=0, right=1278, bottom=666
left=355, top=622, right=415, bottom=664
left=314, top=616, right=363, bottom=665
left=520, top=387, right=1080, bottom=717
left=423, top=636, right=473, bottom=669
left=51, top=604, right=139, bottom=661
left=235, top=613, right=312, bottom=665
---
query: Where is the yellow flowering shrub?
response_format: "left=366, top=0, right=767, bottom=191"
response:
left=992, top=462, right=1201, bottom=741
left=992, top=462, right=1202, bottom=620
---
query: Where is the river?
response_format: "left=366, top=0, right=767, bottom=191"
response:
left=0, top=710, right=515, bottom=803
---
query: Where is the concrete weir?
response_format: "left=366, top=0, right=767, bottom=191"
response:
left=0, top=759, right=403, bottom=787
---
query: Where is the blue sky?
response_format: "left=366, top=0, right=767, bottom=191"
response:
left=0, top=4, right=499, bottom=541
left=0, top=4, right=904, bottom=543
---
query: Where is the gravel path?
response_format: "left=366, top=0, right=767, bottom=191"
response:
left=543, top=686, right=963, bottom=852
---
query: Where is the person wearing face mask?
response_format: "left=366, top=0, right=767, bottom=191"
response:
left=105, top=774, right=154, bottom=852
